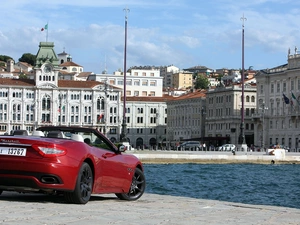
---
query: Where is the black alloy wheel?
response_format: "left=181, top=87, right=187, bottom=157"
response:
left=116, top=167, right=146, bottom=201
left=64, top=162, right=93, bottom=204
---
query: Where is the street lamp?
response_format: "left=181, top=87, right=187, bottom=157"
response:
left=201, top=107, right=206, bottom=151
left=120, top=7, right=130, bottom=143
left=238, top=14, right=248, bottom=152
left=259, top=102, right=268, bottom=152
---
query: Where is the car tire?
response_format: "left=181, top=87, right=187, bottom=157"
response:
left=116, top=168, right=146, bottom=201
left=64, top=162, right=93, bottom=204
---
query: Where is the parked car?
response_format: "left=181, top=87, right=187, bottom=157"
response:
left=179, top=141, right=201, bottom=151
left=0, top=126, right=146, bottom=204
left=269, top=144, right=290, bottom=152
left=218, top=144, right=236, bottom=151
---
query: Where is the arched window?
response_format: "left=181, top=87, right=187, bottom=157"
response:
left=246, top=96, right=250, bottom=102
left=97, top=98, right=101, bottom=110
left=42, top=95, right=51, bottom=110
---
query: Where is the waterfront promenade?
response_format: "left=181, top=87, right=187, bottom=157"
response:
left=1, top=150, right=300, bottom=225
left=127, top=149, right=300, bottom=164
left=1, top=192, right=299, bottom=225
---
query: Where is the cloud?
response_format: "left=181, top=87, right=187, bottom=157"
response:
left=2, top=0, right=300, bottom=73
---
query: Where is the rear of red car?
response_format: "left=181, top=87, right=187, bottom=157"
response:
left=0, top=136, right=81, bottom=193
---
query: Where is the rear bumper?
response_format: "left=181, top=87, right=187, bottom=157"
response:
left=0, top=158, right=79, bottom=192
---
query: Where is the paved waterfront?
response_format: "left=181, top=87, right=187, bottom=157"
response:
left=1, top=192, right=300, bottom=225
left=127, top=150, right=300, bottom=164
left=1, top=151, right=300, bottom=225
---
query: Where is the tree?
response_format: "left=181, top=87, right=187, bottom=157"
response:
left=0, top=55, right=13, bottom=66
left=19, top=73, right=28, bottom=79
left=19, top=53, right=36, bottom=66
left=194, top=74, right=210, bottom=89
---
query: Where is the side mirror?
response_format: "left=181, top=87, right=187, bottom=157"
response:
left=118, top=145, right=126, bottom=152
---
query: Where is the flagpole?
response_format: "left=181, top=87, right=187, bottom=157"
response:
left=46, top=22, right=49, bottom=42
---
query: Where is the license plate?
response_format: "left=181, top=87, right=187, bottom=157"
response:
left=0, top=147, right=26, bottom=156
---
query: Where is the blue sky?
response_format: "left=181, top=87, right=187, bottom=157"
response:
left=1, top=0, right=300, bottom=73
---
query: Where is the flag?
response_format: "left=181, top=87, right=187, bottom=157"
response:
left=41, top=24, right=48, bottom=31
left=58, top=105, right=65, bottom=112
left=283, top=93, right=289, bottom=104
left=291, top=92, right=300, bottom=105
left=290, top=97, right=294, bottom=107
left=97, top=114, right=103, bottom=122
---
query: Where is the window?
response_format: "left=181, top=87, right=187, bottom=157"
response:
left=110, top=128, right=117, bottom=134
left=246, top=96, right=250, bottom=102
left=109, top=80, right=115, bottom=85
left=150, top=108, right=157, bottom=114
left=271, top=84, right=274, bottom=93
left=150, top=81, right=156, bottom=86
left=42, top=96, right=51, bottom=110
left=276, top=83, right=280, bottom=93
left=137, top=117, right=143, bottom=123
left=150, top=117, right=156, bottom=123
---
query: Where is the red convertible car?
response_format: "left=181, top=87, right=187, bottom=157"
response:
left=0, top=126, right=146, bottom=204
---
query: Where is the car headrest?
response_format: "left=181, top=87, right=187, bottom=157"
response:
left=71, top=134, right=84, bottom=142
left=47, top=131, right=65, bottom=138
left=32, top=130, right=45, bottom=137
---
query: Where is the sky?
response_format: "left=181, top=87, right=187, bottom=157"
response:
left=1, top=0, right=300, bottom=74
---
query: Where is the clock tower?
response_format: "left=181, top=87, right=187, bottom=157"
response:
left=34, top=42, right=60, bottom=87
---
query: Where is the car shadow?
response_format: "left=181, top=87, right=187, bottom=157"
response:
left=0, top=192, right=118, bottom=204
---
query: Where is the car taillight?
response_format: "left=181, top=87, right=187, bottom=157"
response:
left=33, top=145, right=66, bottom=157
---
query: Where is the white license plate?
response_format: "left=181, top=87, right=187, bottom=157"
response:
left=0, top=147, right=27, bottom=156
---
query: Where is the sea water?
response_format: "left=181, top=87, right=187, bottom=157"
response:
left=144, top=163, right=300, bottom=209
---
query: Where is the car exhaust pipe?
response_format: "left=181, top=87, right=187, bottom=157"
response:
left=41, top=176, right=59, bottom=184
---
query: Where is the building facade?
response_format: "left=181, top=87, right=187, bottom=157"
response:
left=172, top=71, right=193, bottom=90
left=167, top=90, right=206, bottom=146
left=0, top=42, right=122, bottom=143
left=205, top=83, right=256, bottom=148
left=254, top=48, right=300, bottom=151
left=0, top=42, right=171, bottom=148
left=87, top=66, right=170, bottom=149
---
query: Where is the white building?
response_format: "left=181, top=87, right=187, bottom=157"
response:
left=159, top=65, right=180, bottom=88
left=87, top=67, right=163, bottom=97
left=87, top=66, right=171, bottom=148
left=0, top=42, right=122, bottom=143
left=0, top=42, right=172, bottom=148
left=254, top=48, right=300, bottom=151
